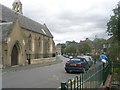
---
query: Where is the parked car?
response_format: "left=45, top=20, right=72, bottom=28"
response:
left=78, top=56, right=94, bottom=67
left=63, top=54, right=69, bottom=58
left=69, top=56, right=73, bottom=59
left=65, top=57, right=89, bottom=73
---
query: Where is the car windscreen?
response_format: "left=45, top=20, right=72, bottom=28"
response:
left=70, top=58, right=84, bottom=62
left=82, top=57, right=90, bottom=61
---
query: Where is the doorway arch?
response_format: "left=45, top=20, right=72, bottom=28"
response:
left=11, top=42, right=20, bottom=66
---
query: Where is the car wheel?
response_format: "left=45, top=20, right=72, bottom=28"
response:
left=66, top=70, right=70, bottom=73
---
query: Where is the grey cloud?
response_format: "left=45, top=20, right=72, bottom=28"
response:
left=23, top=8, right=110, bottom=42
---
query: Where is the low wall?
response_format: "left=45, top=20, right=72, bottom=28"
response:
left=31, top=57, right=56, bottom=64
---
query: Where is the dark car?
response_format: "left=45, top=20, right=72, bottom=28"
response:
left=65, top=58, right=89, bottom=73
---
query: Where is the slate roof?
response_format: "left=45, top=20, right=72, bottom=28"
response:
left=106, top=36, right=115, bottom=43
left=1, top=4, right=53, bottom=40
left=0, top=23, right=13, bottom=42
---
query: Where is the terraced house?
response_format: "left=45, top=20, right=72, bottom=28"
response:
left=0, top=0, right=55, bottom=68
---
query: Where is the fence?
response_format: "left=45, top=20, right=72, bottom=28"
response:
left=103, top=60, right=112, bottom=85
left=111, top=61, right=120, bottom=89
left=61, top=60, right=112, bottom=90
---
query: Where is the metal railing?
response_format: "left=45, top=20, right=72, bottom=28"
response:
left=61, top=60, right=112, bottom=90
left=111, top=60, right=120, bottom=89
left=103, top=60, right=112, bottom=85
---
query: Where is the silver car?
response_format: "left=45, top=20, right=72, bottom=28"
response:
left=78, top=55, right=94, bottom=67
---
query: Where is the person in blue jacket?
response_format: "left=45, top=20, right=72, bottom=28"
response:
left=100, top=52, right=108, bottom=63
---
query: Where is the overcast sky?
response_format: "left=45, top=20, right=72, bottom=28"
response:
left=1, top=0, right=119, bottom=44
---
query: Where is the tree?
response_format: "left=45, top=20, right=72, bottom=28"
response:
left=60, top=44, right=66, bottom=54
left=78, top=42, right=91, bottom=54
left=108, top=42, right=120, bottom=60
left=107, top=3, right=120, bottom=42
left=107, top=2, right=120, bottom=60
left=93, top=38, right=106, bottom=51
left=65, top=44, right=77, bottom=54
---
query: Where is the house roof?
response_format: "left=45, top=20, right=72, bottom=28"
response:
left=106, top=36, right=114, bottom=43
left=1, top=4, right=53, bottom=40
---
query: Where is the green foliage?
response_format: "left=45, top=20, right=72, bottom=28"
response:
left=65, top=43, right=77, bottom=53
left=93, top=38, right=106, bottom=50
left=59, top=44, right=66, bottom=54
left=107, top=41, right=120, bottom=60
left=93, top=38, right=106, bottom=43
left=106, top=3, right=120, bottom=60
left=60, top=38, right=107, bottom=55
left=107, top=6, right=120, bottom=41
left=78, top=43, right=91, bottom=54
left=107, top=16, right=118, bottom=35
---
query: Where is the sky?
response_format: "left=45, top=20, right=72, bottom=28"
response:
left=1, top=0, right=119, bottom=44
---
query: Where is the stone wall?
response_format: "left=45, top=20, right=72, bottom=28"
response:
left=31, top=57, right=56, bottom=64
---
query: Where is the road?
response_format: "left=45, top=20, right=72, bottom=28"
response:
left=2, top=56, right=81, bottom=88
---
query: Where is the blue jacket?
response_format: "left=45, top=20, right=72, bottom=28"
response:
left=100, top=54, right=108, bottom=61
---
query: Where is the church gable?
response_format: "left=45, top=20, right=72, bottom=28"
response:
left=9, top=20, right=23, bottom=41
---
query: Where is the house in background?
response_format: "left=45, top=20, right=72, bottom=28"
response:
left=1, top=0, right=55, bottom=68
left=55, top=45, right=61, bottom=56
left=102, top=36, right=114, bottom=53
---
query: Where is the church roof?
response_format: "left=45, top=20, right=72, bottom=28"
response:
left=1, top=4, right=53, bottom=40
left=1, top=23, right=13, bottom=41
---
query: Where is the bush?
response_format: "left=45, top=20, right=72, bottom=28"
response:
left=108, top=41, right=120, bottom=60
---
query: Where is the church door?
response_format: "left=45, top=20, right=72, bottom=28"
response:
left=11, top=45, right=19, bottom=66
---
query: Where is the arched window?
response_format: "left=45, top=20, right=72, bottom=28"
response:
left=28, top=35, right=32, bottom=50
left=47, top=38, right=50, bottom=51
left=38, top=37, right=41, bottom=47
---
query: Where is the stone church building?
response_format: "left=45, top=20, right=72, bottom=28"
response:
left=0, top=0, right=55, bottom=68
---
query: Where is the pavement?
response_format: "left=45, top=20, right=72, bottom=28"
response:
left=2, top=56, right=63, bottom=73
